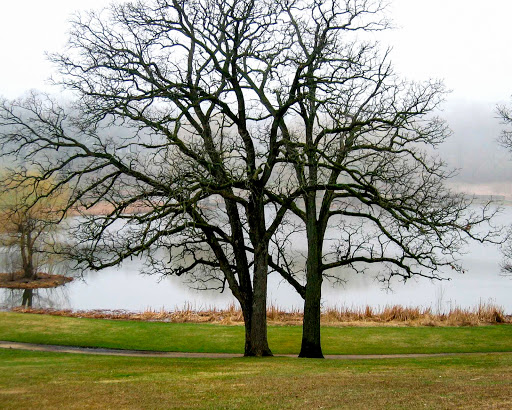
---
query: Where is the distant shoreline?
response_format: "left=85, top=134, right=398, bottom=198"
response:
left=8, top=302, right=510, bottom=327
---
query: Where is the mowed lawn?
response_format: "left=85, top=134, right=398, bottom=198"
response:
left=1, top=312, right=512, bottom=355
left=1, top=350, right=512, bottom=409
left=1, top=312, right=512, bottom=409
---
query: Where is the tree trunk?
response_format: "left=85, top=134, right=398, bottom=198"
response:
left=240, top=187, right=273, bottom=357
left=198, top=202, right=272, bottom=357
left=299, top=247, right=324, bottom=358
left=299, top=195, right=324, bottom=358
left=244, top=247, right=272, bottom=356
left=20, top=231, right=36, bottom=280
left=23, top=257, right=36, bottom=280
left=239, top=292, right=272, bottom=356
left=242, top=304, right=253, bottom=356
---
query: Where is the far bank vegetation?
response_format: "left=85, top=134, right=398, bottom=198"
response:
left=14, top=302, right=509, bottom=327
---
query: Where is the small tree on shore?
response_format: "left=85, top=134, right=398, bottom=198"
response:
left=0, top=171, right=67, bottom=280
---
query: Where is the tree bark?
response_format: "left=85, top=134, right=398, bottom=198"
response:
left=299, top=192, right=324, bottom=358
left=299, top=234, right=324, bottom=358
left=245, top=247, right=272, bottom=356
left=239, top=282, right=272, bottom=356
left=239, top=298, right=253, bottom=356
left=299, top=280, right=323, bottom=357
left=20, top=230, right=36, bottom=280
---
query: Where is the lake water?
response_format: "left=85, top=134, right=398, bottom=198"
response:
left=1, top=205, right=511, bottom=313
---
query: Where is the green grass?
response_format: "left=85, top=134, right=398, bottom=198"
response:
left=1, top=349, right=512, bottom=409
left=2, top=312, right=512, bottom=408
left=1, top=312, right=512, bottom=355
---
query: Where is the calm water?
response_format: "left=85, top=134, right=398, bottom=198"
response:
left=2, top=205, right=511, bottom=313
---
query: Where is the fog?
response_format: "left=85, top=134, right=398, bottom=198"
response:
left=441, top=99, right=512, bottom=198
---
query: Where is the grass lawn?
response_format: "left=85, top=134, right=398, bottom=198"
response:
left=1, top=312, right=512, bottom=355
left=1, top=312, right=512, bottom=408
left=1, top=349, right=511, bottom=409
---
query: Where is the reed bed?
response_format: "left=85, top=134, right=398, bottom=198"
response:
left=11, top=301, right=510, bottom=326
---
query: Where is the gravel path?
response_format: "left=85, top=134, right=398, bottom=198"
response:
left=1, top=341, right=510, bottom=359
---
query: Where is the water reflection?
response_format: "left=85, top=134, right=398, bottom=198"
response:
left=1, top=286, right=71, bottom=310
left=22, top=289, right=33, bottom=307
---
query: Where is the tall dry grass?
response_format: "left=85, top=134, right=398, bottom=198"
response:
left=319, top=302, right=508, bottom=326
left=12, top=301, right=510, bottom=326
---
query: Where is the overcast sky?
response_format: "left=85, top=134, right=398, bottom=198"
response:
left=1, top=0, right=512, bottom=197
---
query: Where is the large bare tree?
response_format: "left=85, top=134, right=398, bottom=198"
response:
left=262, top=1, right=500, bottom=357
left=0, top=0, right=318, bottom=356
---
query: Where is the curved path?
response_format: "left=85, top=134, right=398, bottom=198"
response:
left=1, top=341, right=510, bottom=359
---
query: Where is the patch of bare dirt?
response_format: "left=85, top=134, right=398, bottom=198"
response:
left=0, top=272, right=73, bottom=289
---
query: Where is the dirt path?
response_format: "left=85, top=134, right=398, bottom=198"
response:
left=1, top=341, right=510, bottom=359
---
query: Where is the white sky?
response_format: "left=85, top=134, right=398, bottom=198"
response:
left=1, top=0, right=512, bottom=196
left=385, top=0, right=512, bottom=104
left=0, top=0, right=113, bottom=98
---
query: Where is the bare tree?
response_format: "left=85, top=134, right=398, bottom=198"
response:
left=262, top=2, right=500, bottom=357
left=0, top=0, right=313, bottom=356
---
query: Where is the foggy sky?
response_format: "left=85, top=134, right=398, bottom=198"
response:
left=1, top=0, right=512, bottom=197
left=380, top=0, right=512, bottom=198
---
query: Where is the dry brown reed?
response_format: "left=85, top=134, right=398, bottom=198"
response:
left=319, top=302, right=508, bottom=326
left=11, top=301, right=510, bottom=326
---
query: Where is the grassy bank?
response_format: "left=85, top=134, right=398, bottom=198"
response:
left=1, top=312, right=512, bottom=355
left=1, top=349, right=511, bottom=409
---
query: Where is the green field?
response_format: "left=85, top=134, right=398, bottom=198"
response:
left=1, top=312, right=512, bottom=409
left=1, top=350, right=511, bottom=409
left=1, top=312, right=512, bottom=355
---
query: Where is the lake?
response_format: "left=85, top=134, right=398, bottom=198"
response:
left=1, top=204, right=511, bottom=313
